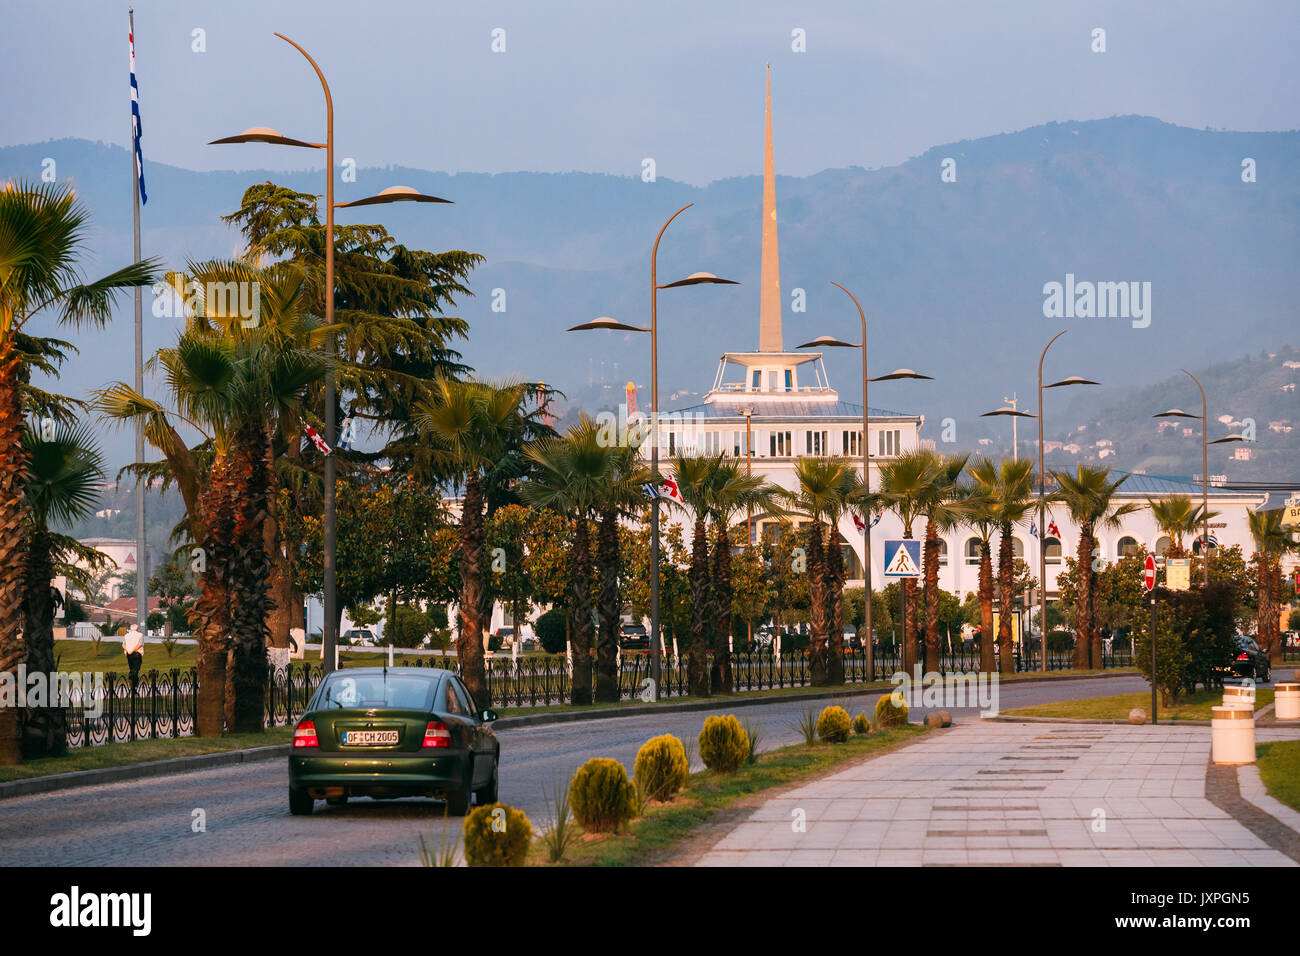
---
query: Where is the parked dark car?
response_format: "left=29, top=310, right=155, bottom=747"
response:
left=619, top=623, right=650, bottom=650
left=1220, top=635, right=1271, bottom=682
left=288, top=667, right=499, bottom=816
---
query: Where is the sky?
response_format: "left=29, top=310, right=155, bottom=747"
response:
left=2, top=0, right=1297, bottom=186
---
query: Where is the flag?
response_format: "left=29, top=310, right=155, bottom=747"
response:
left=129, top=24, right=147, bottom=205
left=660, top=475, right=685, bottom=505
left=640, top=483, right=659, bottom=500
left=852, top=512, right=866, bottom=533
left=1029, top=522, right=1039, bottom=538
left=303, top=421, right=331, bottom=456
left=335, top=415, right=355, bottom=451
left=870, top=511, right=882, bottom=528
left=1048, top=519, right=1061, bottom=538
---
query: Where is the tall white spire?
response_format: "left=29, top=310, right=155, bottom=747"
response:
left=759, top=63, right=782, bottom=352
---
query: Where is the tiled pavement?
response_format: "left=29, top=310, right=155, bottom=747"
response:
left=694, top=721, right=1300, bottom=867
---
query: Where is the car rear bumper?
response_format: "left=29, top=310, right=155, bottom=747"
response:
left=289, top=750, right=469, bottom=797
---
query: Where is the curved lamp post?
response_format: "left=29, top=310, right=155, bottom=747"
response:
left=1154, top=370, right=1247, bottom=587
left=568, top=203, right=737, bottom=699
left=210, top=34, right=452, bottom=673
left=796, top=282, right=932, bottom=681
left=983, top=330, right=1098, bottom=672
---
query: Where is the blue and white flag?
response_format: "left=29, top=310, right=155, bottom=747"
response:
left=335, top=415, right=355, bottom=451
left=1029, top=521, right=1039, bottom=538
left=130, top=25, right=147, bottom=204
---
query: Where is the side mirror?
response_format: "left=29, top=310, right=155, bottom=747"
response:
left=481, top=709, right=498, bottom=723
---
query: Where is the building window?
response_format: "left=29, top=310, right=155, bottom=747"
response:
left=1154, top=536, right=1171, bottom=561
left=770, top=430, right=791, bottom=456
left=938, top=539, right=948, bottom=567
left=805, top=430, right=827, bottom=455
left=965, top=537, right=982, bottom=566
left=877, top=429, right=900, bottom=457
left=1044, top=537, right=1061, bottom=565
left=1012, top=537, right=1025, bottom=560
left=1117, top=535, right=1139, bottom=559
left=751, top=370, right=761, bottom=391
left=842, top=430, right=862, bottom=456
left=668, top=432, right=676, bottom=456
left=733, top=431, right=743, bottom=457
left=784, top=369, right=793, bottom=392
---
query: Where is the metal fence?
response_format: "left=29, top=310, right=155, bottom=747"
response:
left=53, top=642, right=1136, bottom=747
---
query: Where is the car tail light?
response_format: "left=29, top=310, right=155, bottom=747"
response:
left=1237, top=653, right=1249, bottom=661
left=293, top=719, right=319, bottom=748
left=423, top=721, right=451, bottom=748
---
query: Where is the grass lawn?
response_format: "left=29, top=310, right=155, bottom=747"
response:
left=526, top=724, right=927, bottom=866
left=1256, top=741, right=1300, bottom=813
left=1002, top=687, right=1275, bottom=722
left=0, top=727, right=292, bottom=783
left=52, top=637, right=197, bottom=671
left=496, top=681, right=905, bottom=719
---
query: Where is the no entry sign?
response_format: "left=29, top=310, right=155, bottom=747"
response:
left=1143, top=554, right=1156, bottom=591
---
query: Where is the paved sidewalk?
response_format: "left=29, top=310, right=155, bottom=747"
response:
left=694, top=721, right=1300, bottom=867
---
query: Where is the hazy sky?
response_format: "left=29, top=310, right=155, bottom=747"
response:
left=3, top=0, right=1297, bottom=185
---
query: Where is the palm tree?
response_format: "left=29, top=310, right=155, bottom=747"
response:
left=1052, top=465, right=1140, bottom=669
left=918, top=454, right=970, bottom=673
left=95, top=262, right=326, bottom=734
left=419, top=375, right=531, bottom=709
left=593, top=443, right=649, bottom=703
left=666, top=454, right=718, bottom=698
left=1247, top=508, right=1295, bottom=665
left=970, top=458, right=1037, bottom=674
left=820, top=461, right=864, bottom=686
left=956, top=474, right=998, bottom=672
left=785, top=457, right=856, bottom=686
left=1148, top=494, right=1219, bottom=559
left=20, top=421, right=107, bottom=756
left=704, top=460, right=782, bottom=692
left=871, top=451, right=945, bottom=675
left=0, top=182, right=158, bottom=764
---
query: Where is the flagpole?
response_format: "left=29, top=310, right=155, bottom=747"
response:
left=130, top=8, right=147, bottom=635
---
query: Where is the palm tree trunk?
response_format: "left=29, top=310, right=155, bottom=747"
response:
left=688, top=518, right=711, bottom=697
left=594, top=506, right=621, bottom=703
left=0, top=344, right=27, bottom=765
left=825, top=527, right=845, bottom=686
left=21, top=529, right=64, bottom=757
left=807, top=522, right=829, bottom=686
left=1073, top=527, right=1094, bottom=670
left=997, top=522, right=1015, bottom=675
left=711, top=523, right=734, bottom=693
left=569, top=516, right=594, bottom=705
left=226, top=423, right=273, bottom=733
left=1259, top=554, right=1281, bottom=665
left=457, top=472, right=491, bottom=709
left=923, top=520, right=941, bottom=674
left=979, top=539, right=995, bottom=672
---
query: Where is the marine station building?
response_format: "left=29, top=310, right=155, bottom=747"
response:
left=641, top=71, right=1275, bottom=641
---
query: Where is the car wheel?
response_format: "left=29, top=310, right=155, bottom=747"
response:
left=475, top=761, right=499, bottom=805
left=445, top=766, right=472, bottom=816
left=289, top=787, right=314, bottom=816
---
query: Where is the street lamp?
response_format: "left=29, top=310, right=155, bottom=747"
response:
left=568, top=203, right=737, bottom=700
left=984, top=330, right=1098, bottom=672
left=796, top=282, right=932, bottom=682
left=211, top=34, right=452, bottom=674
left=1154, top=369, right=1248, bottom=587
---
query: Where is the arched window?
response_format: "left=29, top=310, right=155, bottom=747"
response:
left=1154, top=536, right=1172, bottom=562
left=1117, top=536, right=1139, bottom=559
left=1044, top=537, right=1062, bottom=565
left=1012, top=537, right=1025, bottom=560
left=965, top=537, right=982, bottom=566
left=937, top=539, right=948, bottom=567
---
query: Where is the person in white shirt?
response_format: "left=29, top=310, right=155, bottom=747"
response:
left=123, top=624, right=144, bottom=685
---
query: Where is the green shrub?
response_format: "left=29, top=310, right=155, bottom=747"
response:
left=792, top=707, right=817, bottom=746
left=698, top=715, right=750, bottom=773
left=536, top=608, right=567, bottom=655
left=852, top=712, right=872, bottom=735
left=816, top=705, right=852, bottom=743
left=741, top=717, right=762, bottom=764
left=569, top=758, right=637, bottom=832
left=875, top=693, right=909, bottom=728
left=633, top=735, right=689, bottom=802
left=462, top=802, right=533, bottom=866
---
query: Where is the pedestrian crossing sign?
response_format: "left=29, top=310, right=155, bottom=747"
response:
left=883, top=539, right=922, bottom=578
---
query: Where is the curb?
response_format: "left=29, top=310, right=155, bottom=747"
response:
left=984, top=714, right=1213, bottom=726
left=0, top=744, right=288, bottom=802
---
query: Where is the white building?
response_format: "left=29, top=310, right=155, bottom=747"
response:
left=644, top=68, right=1273, bottom=614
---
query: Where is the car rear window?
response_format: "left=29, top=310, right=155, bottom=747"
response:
left=319, top=673, right=437, bottom=710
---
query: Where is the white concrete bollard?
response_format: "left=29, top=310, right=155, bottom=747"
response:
left=1274, top=682, right=1300, bottom=720
left=1222, top=684, right=1255, bottom=711
left=1210, top=706, right=1255, bottom=765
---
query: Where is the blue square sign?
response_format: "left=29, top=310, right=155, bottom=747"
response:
left=882, top=539, right=922, bottom=578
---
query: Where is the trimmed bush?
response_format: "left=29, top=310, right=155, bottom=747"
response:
left=698, top=715, right=750, bottom=773
left=851, top=712, right=872, bottom=735
left=535, top=607, right=567, bottom=655
left=816, top=705, right=852, bottom=743
left=875, top=693, right=909, bottom=728
left=569, top=758, right=637, bottom=832
left=633, top=734, right=689, bottom=802
left=462, top=802, right=533, bottom=866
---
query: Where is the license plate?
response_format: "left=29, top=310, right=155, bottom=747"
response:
left=341, top=730, right=400, bottom=746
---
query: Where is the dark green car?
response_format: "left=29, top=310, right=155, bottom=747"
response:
left=288, top=667, right=500, bottom=816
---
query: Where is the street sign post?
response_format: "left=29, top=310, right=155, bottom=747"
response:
left=1145, top=554, right=1157, bottom=724
left=883, top=539, right=922, bottom=578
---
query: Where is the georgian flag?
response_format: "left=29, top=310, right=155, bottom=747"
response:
left=129, top=26, right=147, bottom=204
left=1048, top=519, right=1061, bottom=538
left=303, top=421, right=331, bottom=456
left=851, top=511, right=882, bottom=533
left=642, top=475, right=685, bottom=505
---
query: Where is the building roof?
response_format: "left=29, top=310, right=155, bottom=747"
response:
left=666, top=399, right=917, bottom=421
left=1101, top=472, right=1260, bottom=499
